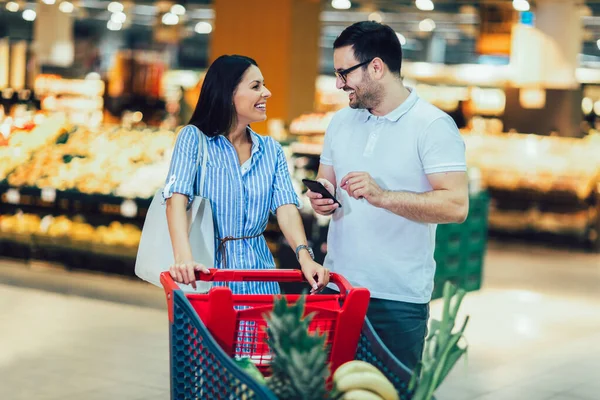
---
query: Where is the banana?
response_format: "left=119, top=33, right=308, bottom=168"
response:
left=342, top=389, right=384, bottom=400
left=333, top=360, right=386, bottom=382
left=336, top=371, right=399, bottom=400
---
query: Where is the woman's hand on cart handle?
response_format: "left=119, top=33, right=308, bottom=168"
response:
left=300, top=259, right=330, bottom=294
left=169, top=261, right=210, bottom=290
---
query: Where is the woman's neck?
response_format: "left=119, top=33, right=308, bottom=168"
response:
left=227, top=123, right=250, bottom=146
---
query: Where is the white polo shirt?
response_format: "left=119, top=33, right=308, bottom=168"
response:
left=321, top=89, right=466, bottom=303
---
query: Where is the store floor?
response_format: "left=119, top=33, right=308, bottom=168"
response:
left=0, top=241, right=599, bottom=400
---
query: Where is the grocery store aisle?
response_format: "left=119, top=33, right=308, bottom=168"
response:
left=436, top=241, right=600, bottom=400
left=0, top=241, right=599, bottom=400
left=0, top=283, right=169, bottom=400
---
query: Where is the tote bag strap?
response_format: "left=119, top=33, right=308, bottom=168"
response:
left=189, top=125, right=209, bottom=197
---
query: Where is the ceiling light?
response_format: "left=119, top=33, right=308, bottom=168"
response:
left=416, top=0, right=434, bottom=11
left=170, top=4, right=185, bottom=16
left=331, top=0, right=351, bottom=10
left=162, top=12, right=179, bottom=25
left=111, top=11, right=126, bottom=24
left=22, top=9, right=36, bottom=21
left=195, top=21, right=212, bottom=34
left=107, top=20, right=122, bottom=31
left=107, top=1, right=123, bottom=13
left=513, top=0, right=530, bottom=12
left=419, top=18, right=436, bottom=32
left=59, top=1, right=74, bottom=13
left=5, top=2, right=19, bottom=12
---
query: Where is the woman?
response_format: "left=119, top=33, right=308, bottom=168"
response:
left=164, top=55, right=329, bottom=295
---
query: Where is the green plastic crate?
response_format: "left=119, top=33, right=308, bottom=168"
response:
left=433, top=192, right=490, bottom=299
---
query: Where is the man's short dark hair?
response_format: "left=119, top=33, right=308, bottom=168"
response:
left=333, top=21, right=402, bottom=75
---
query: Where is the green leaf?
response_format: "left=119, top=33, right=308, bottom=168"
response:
left=449, top=289, right=466, bottom=321
left=233, top=357, right=266, bottom=384
left=409, top=361, right=422, bottom=391
left=435, top=344, right=467, bottom=389
left=427, top=319, right=442, bottom=339
left=410, top=282, right=470, bottom=400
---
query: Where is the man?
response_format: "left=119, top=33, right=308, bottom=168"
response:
left=307, top=21, right=469, bottom=370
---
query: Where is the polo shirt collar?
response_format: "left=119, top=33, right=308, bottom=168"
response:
left=361, top=88, right=419, bottom=123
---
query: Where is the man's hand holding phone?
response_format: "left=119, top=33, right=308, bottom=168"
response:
left=305, top=178, right=340, bottom=216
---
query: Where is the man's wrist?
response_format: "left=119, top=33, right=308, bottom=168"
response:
left=373, top=190, right=391, bottom=209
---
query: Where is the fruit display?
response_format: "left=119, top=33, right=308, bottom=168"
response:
left=6, top=125, right=176, bottom=197
left=0, top=114, right=67, bottom=181
left=463, top=132, right=600, bottom=198
left=0, top=212, right=40, bottom=236
left=292, top=113, right=599, bottom=198
left=488, top=207, right=594, bottom=234
left=0, top=102, right=43, bottom=140
left=315, top=76, right=349, bottom=112
left=35, top=75, right=106, bottom=128
left=47, top=215, right=96, bottom=242
left=414, top=84, right=506, bottom=116
left=34, top=75, right=105, bottom=98
left=463, top=132, right=600, bottom=243
left=96, top=221, right=142, bottom=247
left=0, top=212, right=141, bottom=248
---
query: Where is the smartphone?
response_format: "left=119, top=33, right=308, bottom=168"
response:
left=302, top=179, right=342, bottom=208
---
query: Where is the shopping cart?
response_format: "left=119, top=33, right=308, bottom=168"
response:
left=161, top=269, right=416, bottom=399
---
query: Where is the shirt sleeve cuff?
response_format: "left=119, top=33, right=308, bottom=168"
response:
left=271, top=191, right=301, bottom=213
left=162, top=182, right=194, bottom=206
left=424, top=163, right=467, bottom=175
left=320, top=156, right=333, bottom=166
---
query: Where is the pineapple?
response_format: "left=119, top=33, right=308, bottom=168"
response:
left=264, top=294, right=331, bottom=400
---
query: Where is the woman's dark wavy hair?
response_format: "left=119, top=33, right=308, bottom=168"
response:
left=188, top=55, right=258, bottom=136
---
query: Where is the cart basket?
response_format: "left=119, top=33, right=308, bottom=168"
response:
left=161, top=269, right=417, bottom=399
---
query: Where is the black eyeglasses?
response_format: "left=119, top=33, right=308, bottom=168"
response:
left=334, top=58, right=374, bottom=84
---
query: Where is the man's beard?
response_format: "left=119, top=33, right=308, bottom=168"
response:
left=345, top=78, right=382, bottom=110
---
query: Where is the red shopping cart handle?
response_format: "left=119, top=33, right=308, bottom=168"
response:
left=194, top=268, right=353, bottom=295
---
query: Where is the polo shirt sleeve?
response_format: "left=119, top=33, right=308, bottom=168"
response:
left=162, top=125, right=199, bottom=205
left=270, top=142, right=300, bottom=213
left=418, top=115, right=467, bottom=175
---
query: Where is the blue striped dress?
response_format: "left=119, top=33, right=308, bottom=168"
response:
left=162, top=125, right=300, bottom=296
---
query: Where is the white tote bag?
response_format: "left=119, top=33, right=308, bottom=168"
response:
left=135, top=126, right=214, bottom=293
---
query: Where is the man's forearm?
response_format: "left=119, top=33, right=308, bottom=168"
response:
left=377, top=189, right=468, bottom=224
